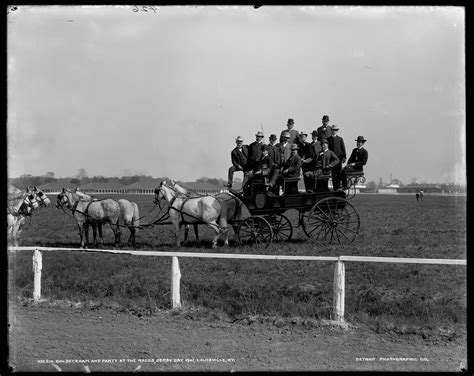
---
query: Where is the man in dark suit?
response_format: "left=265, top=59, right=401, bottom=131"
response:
left=296, top=131, right=310, bottom=159
left=279, top=118, right=299, bottom=144
left=242, top=131, right=266, bottom=190
left=266, top=134, right=281, bottom=187
left=304, top=139, right=339, bottom=192
left=302, top=130, right=322, bottom=192
left=268, top=132, right=291, bottom=191
left=328, top=125, right=346, bottom=190
left=271, top=144, right=302, bottom=195
left=225, top=136, right=248, bottom=188
left=341, top=136, right=369, bottom=190
left=316, top=115, right=333, bottom=142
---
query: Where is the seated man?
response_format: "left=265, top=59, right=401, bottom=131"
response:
left=225, top=136, right=248, bottom=188
left=242, top=149, right=273, bottom=195
left=272, top=144, right=302, bottom=195
left=255, top=149, right=273, bottom=181
left=304, top=139, right=339, bottom=192
left=341, top=136, right=368, bottom=190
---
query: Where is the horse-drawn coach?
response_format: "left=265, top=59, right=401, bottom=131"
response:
left=153, top=170, right=366, bottom=249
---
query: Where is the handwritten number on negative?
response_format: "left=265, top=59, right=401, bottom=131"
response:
left=132, top=6, right=157, bottom=13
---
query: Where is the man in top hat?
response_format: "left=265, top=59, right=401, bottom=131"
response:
left=279, top=118, right=299, bottom=144
left=242, top=131, right=266, bottom=189
left=225, top=136, right=248, bottom=188
left=316, top=115, right=333, bottom=142
left=341, top=136, right=368, bottom=190
left=328, top=125, right=346, bottom=190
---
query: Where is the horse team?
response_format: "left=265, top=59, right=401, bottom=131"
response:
left=8, top=180, right=243, bottom=249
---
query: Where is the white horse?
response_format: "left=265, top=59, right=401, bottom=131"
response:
left=7, top=187, right=44, bottom=247
left=73, top=188, right=140, bottom=247
left=154, top=180, right=226, bottom=248
left=57, top=188, right=121, bottom=248
left=169, top=179, right=243, bottom=245
left=117, top=199, right=140, bottom=247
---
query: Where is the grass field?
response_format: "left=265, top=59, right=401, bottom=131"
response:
left=9, top=193, right=467, bottom=340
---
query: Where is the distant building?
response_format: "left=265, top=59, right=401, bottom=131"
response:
left=38, top=179, right=78, bottom=194
left=398, top=184, right=442, bottom=194
left=378, top=184, right=400, bottom=195
left=124, top=180, right=163, bottom=194
left=79, top=181, right=127, bottom=194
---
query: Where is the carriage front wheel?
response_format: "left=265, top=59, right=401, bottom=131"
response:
left=303, top=197, right=360, bottom=245
left=237, top=216, right=273, bottom=249
left=264, top=214, right=293, bottom=242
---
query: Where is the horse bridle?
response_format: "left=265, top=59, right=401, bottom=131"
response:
left=34, top=189, right=50, bottom=208
left=8, top=193, right=36, bottom=217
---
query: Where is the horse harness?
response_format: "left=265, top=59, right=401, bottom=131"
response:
left=167, top=195, right=206, bottom=225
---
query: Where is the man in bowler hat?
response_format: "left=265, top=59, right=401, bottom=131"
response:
left=341, top=136, right=368, bottom=189
left=316, top=115, right=333, bottom=142
left=279, top=118, right=299, bottom=144
left=328, top=125, right=346, bottom=190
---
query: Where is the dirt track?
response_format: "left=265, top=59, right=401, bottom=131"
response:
left=8, top=304, right=466, bottom=372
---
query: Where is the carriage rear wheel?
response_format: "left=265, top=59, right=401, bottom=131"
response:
left=237, top=216, right=273, bottom=249
left=264, top=214, right=293, bottom=242
left=303, top=197, right=360, bottom=245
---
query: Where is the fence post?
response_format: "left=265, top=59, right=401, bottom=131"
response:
left=171, top=256, right=181, bottom=308
left=33, top=248, right=42, bottom=301
left=333, top=258, right=345, bottom=323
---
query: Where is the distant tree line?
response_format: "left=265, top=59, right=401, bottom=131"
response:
left=9, top=173, right=168, bottom=189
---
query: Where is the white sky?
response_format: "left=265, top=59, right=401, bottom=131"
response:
left=7, top=5, right=466, bottom=185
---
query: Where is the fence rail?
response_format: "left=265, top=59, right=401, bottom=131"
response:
left=9, top=246, right=466, bottom=324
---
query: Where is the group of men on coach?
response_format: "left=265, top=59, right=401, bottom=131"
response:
left=225, top=115, right=368, bottom=195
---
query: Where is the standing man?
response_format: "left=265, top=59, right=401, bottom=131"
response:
left=328, top=125, right=346, bottom=190
left=317, top=115, right=333, bottom=142
left=296, top=131, right=310, bottom=158
left=302, top=130, right=322, bottom=192
left=268, top=132, right=291, bottom=193
left=242, top=131, right=266, bottom=189
left=279, top=118, right=299, bottom=144
left=341, top=136, right=368, bottom=190
left=266, top=134, right=281, bottom=187
left=225, top=136, right=248, bottom=188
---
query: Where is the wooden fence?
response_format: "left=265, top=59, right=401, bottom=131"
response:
left=9, top=246, right=466, bottom=324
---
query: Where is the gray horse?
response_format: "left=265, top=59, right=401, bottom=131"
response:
left=56, top=188, right=121, bottom=248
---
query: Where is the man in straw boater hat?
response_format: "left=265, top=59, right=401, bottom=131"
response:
left=328, top=125, right=346, bottom=190
left=279, top=118, right=299, bottom=144
left=316, top=115, right=333, bottom=142
left=340, top=135, right=368, bottom=190
left=225, top=136, right=248, bottom=188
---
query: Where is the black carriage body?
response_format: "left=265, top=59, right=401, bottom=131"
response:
left=231, top=179, right=346, bottom=216
left=229, top=177, right=360, bottom=248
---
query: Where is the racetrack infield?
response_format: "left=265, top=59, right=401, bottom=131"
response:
left=8, top=303, right=467, bottom=372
